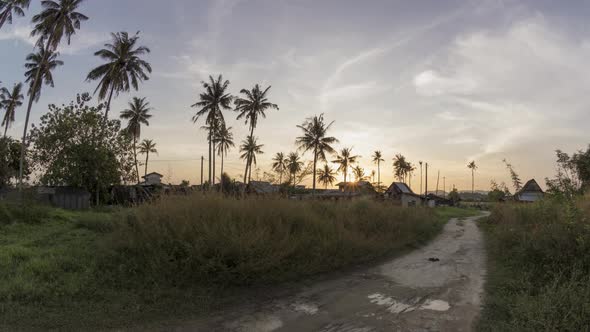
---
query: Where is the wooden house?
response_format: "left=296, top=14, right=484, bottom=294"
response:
left=385, top=182, right=422, bottom=207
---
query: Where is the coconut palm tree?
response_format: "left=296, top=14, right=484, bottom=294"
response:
left=0, top=82, right=23, bottom=137
left=239, top=135, right=263, bottom=184
left=214, top=124, right=234, bottom=179
left=19, top=0, right=87, bottom=188
left=0, top=0, right=30, bottom=30
left=353, top=165, right=367, bottom=182
left=191, top=75, right=232, bottom=186
left=86, top=31, right=151, bottom=121
left=120, top=97, right=152, bottom=183
left=139, top=139, right=157, bottom=177
left=295, top=114, right=338, bottom=193
left=317, top=164, right=337, bottom=189
left=332, top=147, right=359, bottom=184
left=372, top=150, right=384, bottom=191
left=286, top=152, right=304, bottom=188
left=272, top=152, right=287, bottom=184
left=393, top=154, right=409, bottom=182
left=467, top=160, right=478, bottom=194
left=234, top=84, right=278, bottom=181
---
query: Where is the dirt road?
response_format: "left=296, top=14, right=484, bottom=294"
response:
left=174, top=213, right=488, bottom=332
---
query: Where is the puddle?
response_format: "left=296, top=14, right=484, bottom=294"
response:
left=420, top=299, right=451, bottom=311
left=368, top=294, right=451, bottom=314
left=292, top=302, right=319, bottom=315
left=226, top=314, right=283, bottom=332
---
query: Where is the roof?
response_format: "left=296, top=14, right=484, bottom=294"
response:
left=518, top=179, right=544, bottom=194
left=336, top=181, right=372, bottom=187
left=248, top=181, right=280, bottom=194
left=385, top=182, right=417, bottom=195
left=143, top=172, right=163, bottom=178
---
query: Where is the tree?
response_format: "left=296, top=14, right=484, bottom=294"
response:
left=393, top=154, right=409, bottom=182
left=28, top=94, right=136, bottom=202
left=503, top=159, right=522, bottom=192
left=488, top=180, right=508, bottom=202
left=272, top=152, right=287, bottom=184
left=138, top=139, right=157, bottom=178
left=0, top=136, right=29, bottom=187
left=372, top=151, right=384, bottom=191
left=467, top=161, right=477, bottom=194
left=448, top=188, right=461, bottom=204
left=214, top=124, right=234, bottom=180
left=19, top=0, right=88, bottom=189
left=234, top=84, right=278, bottom=182
left=239, top=135, right=263, bottom=183
left=286, top=152, right=304, bottom=188
left=86, top=31, right=152, bottom=121
left=120, top=97, right=152, bottom=183
left=353, top=165, right=367, bottom=182
left=0, top=0, right=30, bottom=30
left=295, top=114, right=338, bottom=193
left=317, top=164, right=337, bottom=189
left=332, top=147, right=359, bottom=183
left=0, top=82, right=24, bottom=137
left=191, top=75, right=232, bottom=186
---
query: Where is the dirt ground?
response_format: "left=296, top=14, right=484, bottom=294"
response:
left=158, top=213, right=489, bottom=332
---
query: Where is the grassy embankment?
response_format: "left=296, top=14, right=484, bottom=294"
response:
left=478, top=197, right=590, bottom=331
left=0, top=195, right=476, bottom=330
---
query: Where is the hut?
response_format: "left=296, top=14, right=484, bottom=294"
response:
left=514, top=179, right=544, bottom=203
left=385, top=182, right=422, bottom=207
left=337, top=181, right=377, bottom=195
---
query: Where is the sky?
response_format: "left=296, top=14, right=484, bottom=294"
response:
left=1, top=0, right=590, bottom=192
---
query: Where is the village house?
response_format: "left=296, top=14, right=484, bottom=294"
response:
left=384, top=182, right=422, bottom=207
left=337, top=181, right=377, bottom=195
left=141, top=172, right=164, bottom=186
left=247, top=181, right=280, bottom=195
left=514, top=179, right=545, bottom=203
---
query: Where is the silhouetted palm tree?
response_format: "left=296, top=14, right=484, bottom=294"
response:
left=19, top=0, right=87, bottom=188
left=139, top=139, right=157, bottom=177
left=239, top=135, right=263, bottom=184
left=332, top=147, right=359, bottom=184
left=372, top=150, right=384, bottom=191
left=287, top=152, right=304, bottom=188
left=295, top=114, right=338, bottom=193
left=0, top=0, right=30, bottom=30
left=467, top=160, right=478, bottom=194
left=353, top=165, right=367, bottom=182
left=191, top=75, right=232, bottom=186
left=0, top=82, right=24, bottom=137
left=272, top=152, right=287, bottom=184
left=317, top=164, right=337, bottom=189
left=214, top=124, right=234, bottom=178
left=234, top=84, right=278, bottom=181
left=86, top=31, right=151, bottom=121
left=393, top=154, right=408, bottom=182
left=121, top=97, right=152, bottom=183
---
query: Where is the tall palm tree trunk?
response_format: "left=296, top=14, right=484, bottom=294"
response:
left=221, top=152, right=224, bottom=178
left=144, top=151, right=149, bottom=177
left=103, top=85, right=115, bottom=122
left=312, top=147, right=318, bottom=195
left=377, top=161, right=381, bottom=191
left=212, top=138, right=216, bottom=186
left=208, top=130, right=212, bottom=185
left=248, top=160, right=253, bottom=183
left=133, top=136, right=139, bottom=183
left=3, top=119, right=9, bottom=137
left=472, top=170, right=475, bottom=194
left=243, top=160, right=248, bottom=184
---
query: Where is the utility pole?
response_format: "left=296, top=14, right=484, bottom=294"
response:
left=200, top=156, right=204, bottom=187
left=425, top=163, right=428, bottom=196
left=419, top=161, right=423, bottom=197
left=443, top=177, right=446, bottom=198
left=436, top=170, right=440, bottom=196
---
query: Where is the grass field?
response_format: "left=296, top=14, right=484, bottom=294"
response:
left=478, top=197, right=590, bottom=331
left=0, top=196, right=476, bottom=330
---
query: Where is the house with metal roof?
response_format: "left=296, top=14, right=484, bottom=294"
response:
left=514, top=179, right=544, bottom=202
left=385, top=182, right=423, bottom=207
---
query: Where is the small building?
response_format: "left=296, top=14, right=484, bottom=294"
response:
left=247, top=181, right=280, bottom=195
left=515, top=179, right=544, bottom=203
left=425, top=193, right=454, bottom=207
left=141, top=172, right=163, bottom=186
left=37, top=186, right=91, bottom=210
left=385, top=182, right=422, bottom=207
left=337, top=181, right=376, bottom=195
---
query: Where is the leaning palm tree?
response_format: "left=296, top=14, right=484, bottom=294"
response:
left=372, top=151, right=384, bottom=191
left=295, top=114, right=338, bottom=193
left=332, top=147, right=359, bottom=184
left=138, top=139, right=157, bottom=178
left=0, top=0, right=30, bottom=30
left=214, top=124, right=234, bottom=178
left=286, top=152, right=304, bottom=188
left=120, top=97, right=152, bottom=183
left=467, top=160, right=478, bottom=194
left=239, top=135, right=263, bottom=184
left=272, top=152, right=287, bottom=185
left=0, top=82, right=24, bottom=137
left=191, top=75, right=232, bottom=186
left=317, top=164, right=337, bottom=189
left=86, top=31, right=151, bottom=121
left=19, top=0, right=87, bottom=188
left=234, top=84, right=278, bottom=181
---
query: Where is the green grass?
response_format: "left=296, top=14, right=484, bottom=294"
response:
left=0, top=196, right=473, bottom=330
left=478, top=198, right=590, bottom=331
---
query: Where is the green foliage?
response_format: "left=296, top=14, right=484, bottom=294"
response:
left=28, top=94, right=136, bottom=201
left=0, top=136, right=29, bottom=187
left=478, top=198, right=590, bottom=331
left=546, top=147, right=590, bottom=197
left=448, top=188, right=461, bottom=203
left=0, top=202, right=53, bottom=225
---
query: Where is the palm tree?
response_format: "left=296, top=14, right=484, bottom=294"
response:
left=86, top=31, right=151, bottom=121
left=191, top=75, right=232, bottom=186
left=19, top=0, right=87, bottom=188
left=332, top=147, right=359, bottom=184
left=393, top=154, right=408, bottom=182
left=214, top=124, right=234, bottom=179
left=121, top=97, right=152, bottom=183
left=272, top=152, right=287, bottom=184
left=139, top=139, right=157, bottom=178
left=353, top=165, right=367, bottom=182
left=239, top=135, right=263, bottom=183
left=286, top=152, right=304, bottom=188
left=295, top=114, right=338, bottom=193
left=0, top=82, right=23, bottom=137
left=467, top=161, right=478, bottom=194
left=372, top=151, right=384, bottom=191
left=234, top=84, right=278, bottom=182
left=317, top=164, right=337, bottom=189
left=0, top=0, right=30, bottom=30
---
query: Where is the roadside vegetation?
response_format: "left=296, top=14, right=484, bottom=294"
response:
left=0, top=196, right=470, bottom=330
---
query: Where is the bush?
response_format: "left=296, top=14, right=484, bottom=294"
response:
left=75, top=212, right=114, bottom=233
left=0, top=202, right=53, bottom=225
